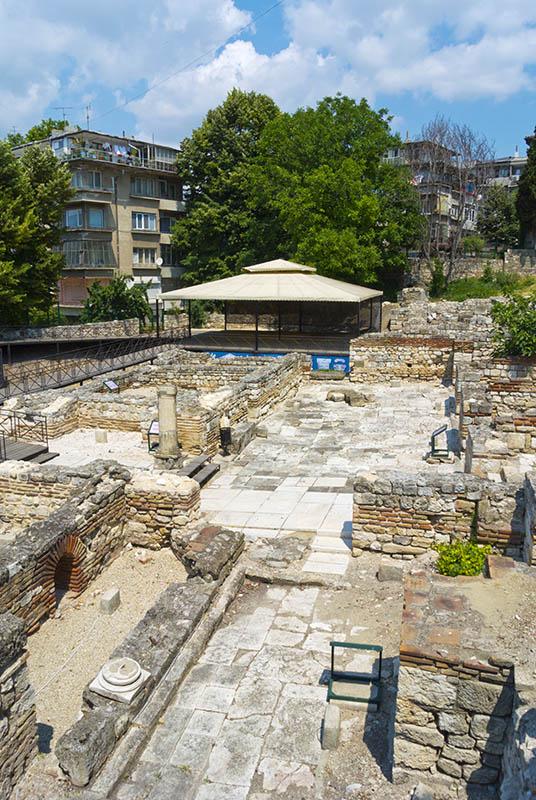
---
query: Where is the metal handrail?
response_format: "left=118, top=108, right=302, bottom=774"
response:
left=0, top=410, right=48, bottom=445
left=0, top=433, right=6, bottom=462
left=0, top=329, right=187, bottom=400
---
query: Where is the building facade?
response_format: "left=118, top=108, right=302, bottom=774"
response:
left=13, top=128, right=185, bottom=316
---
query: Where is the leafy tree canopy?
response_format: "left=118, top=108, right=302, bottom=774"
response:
left=0, top=141, right=74, bottom=324
left=172, top=89, right=281, bottom=284
left=516, top=128, right=536, bottom=246
left=80, top=275, right=151, bottom=323
left=249, top=95, right=421, bottom=288
left=477, top=185, right=519, bottom=251
left=491, top=292, right=536, bottom=356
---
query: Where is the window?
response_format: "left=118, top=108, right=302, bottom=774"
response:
left=155, top=147, right=175, bottom=163
left=133, top=247, right=156, bottom=265
left=89, top=208, right=104, bottom=228
left=72, top=170, right=102, bottom=189
left=161, top=244, right=179, bottom=266
left=159, top=216, right=175, bottom=233
left=65, top=208, right=83, bottom=227
left=132, top=212, right=156, bottom=231
left=62, top=241, right=114, bottom=267
left=130, top=177, right=156, bottom=196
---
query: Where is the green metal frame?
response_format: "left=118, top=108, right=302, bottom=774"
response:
left=147, top=419, right=159, bottom=452
left=328, top=641, right=382, bottom=707
left=430, top=423, right=449, bottom=457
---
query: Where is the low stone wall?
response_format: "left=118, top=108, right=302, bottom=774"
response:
left=0, top=462, right=200, bottom=633
left=125, top=471, right=200, bottom=548
left=352, top=470, right=525, bottom=558
left=0, top=613, right=37, bottom=800
left=523, top=473, right=536, bottom=566
left=500, top=693, right=536, bottom=799
left=56, top=579, right=218, bottom=787
left=349, top=335, right=464, bottom=383
left=0, top=318, right=140, bottom=341
left=0, top=461, right=78, bottom=532
left=394, top=575, right=515, bottom=790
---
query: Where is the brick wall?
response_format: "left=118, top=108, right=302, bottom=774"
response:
left=352, top=470, right=525, bottom=558
left=0, top=462, right=77, bottom=532
left=0, top=614, right=37, bottom=800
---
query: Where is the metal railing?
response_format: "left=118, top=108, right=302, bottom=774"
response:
left=0, top=433, right=6, bottom=463
left=0, top=409, right=48, bottom=444
left=0, top=329, right=187, bottom=400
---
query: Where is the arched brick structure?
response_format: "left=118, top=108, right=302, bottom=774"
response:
left=41, top=534, right=88, bottom=615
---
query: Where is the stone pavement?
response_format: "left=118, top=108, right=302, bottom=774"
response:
left=201, top=381, right=456, bottom=577
left=114, top=581, right=381, bottom=800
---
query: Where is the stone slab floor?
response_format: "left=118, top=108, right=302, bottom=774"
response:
left=202, top=380, right=457, bottom=576
left=114, top=557, right=407, bottom=800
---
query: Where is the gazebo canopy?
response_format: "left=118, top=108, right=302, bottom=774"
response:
left=159, top=260, right=382, bottom=303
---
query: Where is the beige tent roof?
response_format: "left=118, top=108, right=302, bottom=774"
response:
left=160, top=260, right=382, bottom=303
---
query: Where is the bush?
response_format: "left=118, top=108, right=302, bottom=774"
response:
left=433, top=540, right=491, bottom=577
left=462, top=234, right=484, bottom=255
left=491, top=291, right=536, bottom=356
left=429, top=260, right=445, bottom=298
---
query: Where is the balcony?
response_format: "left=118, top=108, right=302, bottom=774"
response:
left=60, top=148, right=176, bottom=173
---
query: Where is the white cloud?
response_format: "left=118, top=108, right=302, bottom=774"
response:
left=1, top=0, right=536, bottom=142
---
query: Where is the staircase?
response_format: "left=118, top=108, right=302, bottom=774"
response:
left=178, top=453, right=220, bottom=487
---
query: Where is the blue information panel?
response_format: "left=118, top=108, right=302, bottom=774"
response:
left=209, top=351, right=285, bottom=359
left=311, top=355, right=349, bottom=373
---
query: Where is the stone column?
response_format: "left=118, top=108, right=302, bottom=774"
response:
left=155, top=385, right=181, bottom=460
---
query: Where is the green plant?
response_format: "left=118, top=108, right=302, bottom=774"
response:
left=491, top=291, right=536, bottom=356
left=433, top=540, right=491, bottom=577
left=429, top=260, right=445, bottom=298
left=462, top=234, right=484, bottom=255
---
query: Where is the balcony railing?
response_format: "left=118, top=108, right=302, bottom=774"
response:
left=60, top=148, right=176, bottom=173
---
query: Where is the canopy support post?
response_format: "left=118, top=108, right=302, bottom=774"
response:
left=368, top=299, right=373, bottom=332
left=356, top=302, right=360, bottom=337
left=188, top=300, right=192, bottom=339
left=224, top=301, right=227, bottom=331
left=255, top=301, right=259, bottom=352
left=379, top=298, right=383, bottom=331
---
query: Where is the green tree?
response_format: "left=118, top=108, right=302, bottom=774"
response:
left=0, top=141, right=74, bottom=324
left=477, top=185, right=519, bottom=253
left=516, top=129, right=536, bottom=247
left=172, top=89, right=281, bottom=284
left=462, top=234, right=485, bottom=255
left=25, top=118, right=71, bottom=143
left=249, top=95, right=421, bottom=288
left=80, top=275, right=151, bottom=322
left=491, top=292, right=536, bottom=355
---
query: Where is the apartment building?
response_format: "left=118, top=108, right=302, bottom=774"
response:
left=484, top=149, right=527, bottom=193
left=384, top=140, right=479, bottom=253
left=13, top=128, right=184, bottom=316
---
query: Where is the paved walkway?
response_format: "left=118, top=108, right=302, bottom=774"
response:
left=115, top=582, right=382, bottom=800
left=202, top=380, right=455, bottom=577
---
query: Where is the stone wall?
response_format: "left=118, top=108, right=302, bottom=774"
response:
left=404, top=250, right=536, bottom=290
left=394, top=574, right=515, bottom=791
left=349, top=335, right=464, bottom=384
left=0, top=461, right=78, bottom=533
left=0, top=318, right=140, bottom=341
left=523, top=473, right=536, bottom=566
left=387, top=290, right=496, bottom=358
left=125, top=471, right=201, bottom=548
left=0, top=613, right=37, bottom=800
left=352, top=470, right=525, bottom=558
left=500, top=693, right=536, bottom=799
left=0, top=462, right=200, bottom=633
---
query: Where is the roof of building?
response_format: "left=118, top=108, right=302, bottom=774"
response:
left=160, top=260, right=383, bottom=303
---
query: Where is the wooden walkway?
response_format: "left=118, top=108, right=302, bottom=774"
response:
left=2, top=439, right=55, bottom=463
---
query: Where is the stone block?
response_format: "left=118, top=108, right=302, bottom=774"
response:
left=95, top=430, right=108, bottom=443
left=464, top=764, right=499, bottom=784
left=321, top=703, right=340, bottom=750
left=457, top=680, right=514, bottom=716
left=100, top=588, right=120, bottom=616
left=396, top=722, right=444, bottom=748
left=437, top=757, right=462, bottom=778
left=412, top=784, right=435, bottom=800
left=394, top=738, right=437, bottom=770
left=56, top=708, right=119, bottom=786
left=441, top=745, right=479, bottom=765
left=469, top=714, right=508, bottom=741
left=326, top=391, right=345, bottom=403
left=377, top=560, right=404, bottom=582
left=398, top=666, right=456, bottom=711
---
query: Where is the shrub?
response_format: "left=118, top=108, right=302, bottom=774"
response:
left=433, top=540, right=491, bottom=577
left=491, top=291, right=536, bottom=356
left=462, top=234, right=484, bottom=255
left=429, top=260, right=445, bottom=298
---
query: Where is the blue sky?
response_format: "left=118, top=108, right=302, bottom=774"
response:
left=1, top=0, right=536, bottom=157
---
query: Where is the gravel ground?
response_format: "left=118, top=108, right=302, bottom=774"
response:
left=50, top=429, right=155, bottom=469
left=26, top=546, right=187, bottom=757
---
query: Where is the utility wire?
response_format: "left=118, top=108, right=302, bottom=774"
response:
left=91, top=0, right=285, bottom=124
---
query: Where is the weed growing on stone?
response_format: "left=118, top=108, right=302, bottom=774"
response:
left=433, top=540, right=491, bottom=577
